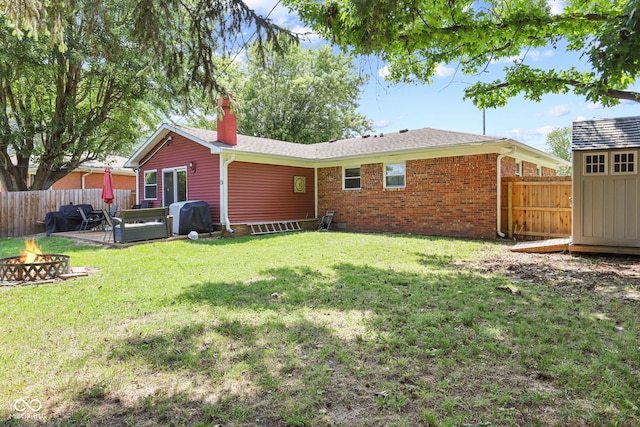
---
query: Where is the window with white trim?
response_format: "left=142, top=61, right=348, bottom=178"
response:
left=144, top=170, right=158, bottom=199
left=584, top=153, right=607, bottom=175
left=385, top=163, right=406, bottom=188
left=343, top=166, right=361, bottom=190
left=515, top=160, right=522, bottom=177
left=612, top=151, right=636, bottom=175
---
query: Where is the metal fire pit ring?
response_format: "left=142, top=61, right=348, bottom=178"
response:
left=0, top=254, right=71, bottom=282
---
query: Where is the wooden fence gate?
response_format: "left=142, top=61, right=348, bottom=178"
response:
left=501, top=176, right=572, bottom=240
left=0, top=189, right=135, bottom=238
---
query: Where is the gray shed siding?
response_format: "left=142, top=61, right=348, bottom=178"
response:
left=572, top=116, right=640, bottom=247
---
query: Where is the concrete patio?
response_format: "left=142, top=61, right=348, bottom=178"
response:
left=46, top=228, right=221, bottom=247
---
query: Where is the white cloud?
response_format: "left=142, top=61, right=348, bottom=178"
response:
left=501, top=128, right=529, bottom=140
left=372, top=119, right=392, bottom=129
left=575, top=115, right=587, bottom=122
left=587, top=102, right=603, bottom=111
left=492, top=49, right=554, bottom=65
left=527, top=50, right=554, bottom=61
left=378, top=65, right=391, bottom=79
left=538, top=104, right=571, bottom=117
left=547, top=0, right=565, bottom=15
left=536, top=125, right=556, bottom=136
left=496, top=128, right=548, bottom=150
left=434, top=64, right=455, bottom=78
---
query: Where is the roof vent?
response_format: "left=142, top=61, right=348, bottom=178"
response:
left=362, top=134, right=371, bottom=138
left=379, top=133, right=384, bottom=137
left=328, top=139, right=337, bottom=143
left=399, top=129, right=409, bottom=133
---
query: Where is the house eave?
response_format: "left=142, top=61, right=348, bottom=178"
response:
left=125, top=123, right=223, bottom=169
left=506, top=140, right=571, bottom=169
left=219, top=148, right=316, bottom=167
left=312, top=139, right=569, bottom=169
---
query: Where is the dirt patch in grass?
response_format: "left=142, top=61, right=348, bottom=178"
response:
left=467, top=245, right=640, bottom=302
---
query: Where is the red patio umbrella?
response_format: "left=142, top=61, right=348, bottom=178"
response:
left=101, top=167, right=114, bottom=204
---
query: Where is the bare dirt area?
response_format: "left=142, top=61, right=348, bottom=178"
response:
left=468, top=243, right=640, bottom=302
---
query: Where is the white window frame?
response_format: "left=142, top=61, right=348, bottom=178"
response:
left=584, top=152, right=608, bottom=175
left=515, top=160, right=522, bottom=177
left=162, top=167, right=188, bottom=206
left=144, top=169, right=158, bottom=200
left=384, top=162, right=406, bottom=189
left=611, top=151, right=637, bottom=175
left=343, top=166, right=361, bottom=190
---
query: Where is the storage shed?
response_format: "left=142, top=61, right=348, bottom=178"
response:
left=572, top=116, right=640, bottom=253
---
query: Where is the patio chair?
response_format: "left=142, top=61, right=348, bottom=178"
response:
left=78, top=207, right=102, bottom=231
left=318, top=210, right=335, bottom=231
left=109, top=204, right=119, bottom=218
left=102, top=209, right=115, bottom=241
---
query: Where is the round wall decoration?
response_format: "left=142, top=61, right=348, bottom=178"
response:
left=293, top=176, right=306, bottom=193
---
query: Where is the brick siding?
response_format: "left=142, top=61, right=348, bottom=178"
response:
left=318, top=154, right=500, bottom=239
left=522, top=160, right=539, bottom=177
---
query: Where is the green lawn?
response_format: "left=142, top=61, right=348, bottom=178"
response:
left=0, top=233, right=638, bottom=426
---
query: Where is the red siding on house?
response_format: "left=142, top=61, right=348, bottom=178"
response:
left=228, top=162, right=315, bottom=223
left=318, top=155, right=499, bottom=239
left=137, top=132, right=221, bottom=222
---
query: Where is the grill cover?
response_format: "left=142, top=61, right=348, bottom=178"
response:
left=171, top=201, right=213, bottom=235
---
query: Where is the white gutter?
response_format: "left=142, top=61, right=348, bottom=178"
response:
left=222, top=154, right=235, bottom=233
left=496, top=147, right=516, bottom=238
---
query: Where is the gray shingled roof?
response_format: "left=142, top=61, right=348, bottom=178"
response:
left=572, top=116, right=640, bottom=151
left=312, top=128, right=501, bottom=160
left=172, top=124, right=503, bottom=160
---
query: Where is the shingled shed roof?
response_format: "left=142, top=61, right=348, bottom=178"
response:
left=572, top=116, right=640, bottom=151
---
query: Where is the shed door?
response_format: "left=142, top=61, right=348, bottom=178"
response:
left=574, top=151, right=640, bottom=246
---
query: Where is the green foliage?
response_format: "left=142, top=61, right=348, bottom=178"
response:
left=0, top=8, right=158, bottom=191
left=546, top=126, right=572, bottom=175
left=546, top=127, right=572, bottom=162
left=0, top=0, right=291, bottom=191
left=284, top=0, right=640, bottom=107
left=236, top=40, right=372, bottom=144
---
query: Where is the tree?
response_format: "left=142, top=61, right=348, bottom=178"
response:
left=0, top=0, right=291, bottom=191
left=283, top=0, right=640, bottom=108
left=546, top=126, right=572, bottom=175
left=236, top=41, right=372, bottom=144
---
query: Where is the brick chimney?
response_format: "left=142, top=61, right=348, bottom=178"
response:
left=217, top=95, right=237, bottom=146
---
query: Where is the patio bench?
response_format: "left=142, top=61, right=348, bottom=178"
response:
left=113, top=207, right=171, bottom=243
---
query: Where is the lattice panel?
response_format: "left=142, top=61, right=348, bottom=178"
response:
left=0, top=255, right=70, bottom=282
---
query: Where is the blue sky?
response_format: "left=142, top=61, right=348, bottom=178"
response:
left=244, top=0, right=640, bottom=151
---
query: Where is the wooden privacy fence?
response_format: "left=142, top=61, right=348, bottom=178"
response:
left=0, top=189, right=135, bottom=238
left=501, top=176, right=572, bottom=240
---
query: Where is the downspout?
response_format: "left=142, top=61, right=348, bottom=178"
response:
left=81, top=170, right=94, bottom=189
left=314, top=167, right=318, bottom=219
left=222, top=154, right=235, bottom=233
left=496, top=147, right=516, bottom=238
